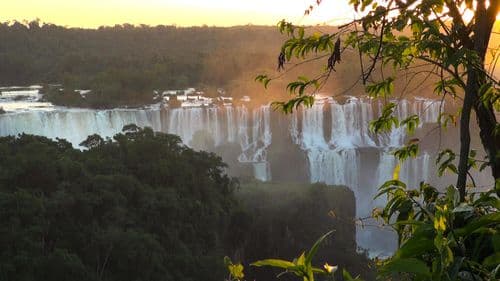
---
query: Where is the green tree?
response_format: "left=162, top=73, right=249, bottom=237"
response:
left=256, top=0, right=500, bottom=280
left=0, top=128, right=238, bottom=281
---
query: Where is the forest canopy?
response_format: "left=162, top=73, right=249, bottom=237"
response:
left=0, top=126, right=371, bottom=281
left=0, top=20, right=384, bottom=108
left=0, top=21, right=287, bottom=107
left=0, top=127, right=238, bottom=281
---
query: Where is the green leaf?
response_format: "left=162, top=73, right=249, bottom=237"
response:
left=438, top=112, right=457, bottom=128
left=400, top=115, right=420, bottom=134
left=342, top=268, right=363, bottom=281
left=298, top=27, right=305, bottom=38
left=251, top=259, right=296, bottom=269
left=455, top=212, right=500, bottom=237
left=370, top=102, right=399, bottom=133
left=296, top=252, right=306, bottom=266
left=484, top=252, right=500, bottom=267
left=380, top=258, right=431, bottom=277
left=411, top=21, right=423, bottom=34
left=312, top=267, right=328, bottom=274
left=224, top=256, right=232, bottom=267
left=365, top=77, right=395, bottom=98
left=305, top=230, right=334, bottom=266
left=396, top=225, right=435, bottom=258
left=436, top=149, right=458, bottom=176
left=393, top=143, right=419, bottom=161
left=446, top=185, right=460, bottom=207
left=375, top=179, right=407, bottom=199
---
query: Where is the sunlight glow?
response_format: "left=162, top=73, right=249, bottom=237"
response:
left=0, top=0, right=355, bottom=28
left=2, top=1, right=498, bottom=29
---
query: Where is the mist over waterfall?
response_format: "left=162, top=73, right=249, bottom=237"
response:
left=0, top=96, right=459, bottom=256
left=166, top=105, right=272, bottom=181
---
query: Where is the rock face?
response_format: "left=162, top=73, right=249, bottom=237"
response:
left=1, top=97, right=489, bottom=256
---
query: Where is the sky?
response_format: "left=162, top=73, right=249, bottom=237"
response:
left=0, top=0, right=356, bottom=28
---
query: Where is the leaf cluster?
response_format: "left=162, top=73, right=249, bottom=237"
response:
left=374, top=177, right=499, bottom=280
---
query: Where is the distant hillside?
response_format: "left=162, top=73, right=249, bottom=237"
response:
left=1, top=20, right=477, bottom=108
left=0, top=21, right=288, bottom=107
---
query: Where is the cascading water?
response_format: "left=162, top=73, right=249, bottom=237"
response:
left=163, top=105, right=273, bottom=180
left=329, top=97, right=376, bottom=148
left=362, top=151, right=434, bottom=256
left=290, top=101, right=361, bottom=186
left=0, top=108, right=162, bottom=145
left=167, top=107, right=226, bottom=145
left=231, top=106, right=270, bottom=181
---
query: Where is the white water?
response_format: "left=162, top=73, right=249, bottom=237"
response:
left=329, top=98, right=376, bottom=148
left=167, top=107, right=224, bottom=145
left=166, top=105, right=272, bottom=181
left=291, top=99, right=438, bottom=190
left=0, top=109, right=162, bottom=145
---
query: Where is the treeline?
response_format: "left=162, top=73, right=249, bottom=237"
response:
left=0, top=127, right=373, bottom=281
left=0, top=20, right=284, bottom=107
left=0, top=20, right=382, bottom=109
left=0, top=20, right=437, bottom=108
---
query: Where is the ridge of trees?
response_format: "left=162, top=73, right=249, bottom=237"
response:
left=0, top=20, right=285, bottom=108
left=0, top=20, right=430, bottom=108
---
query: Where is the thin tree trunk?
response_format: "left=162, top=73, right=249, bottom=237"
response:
left=457, top=75, right=475, bottom=201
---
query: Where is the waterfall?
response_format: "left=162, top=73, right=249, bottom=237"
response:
left=226, top=106, right=236, bottom=143
left=352, top=150, right=434, bottom=257
left=330, top=98, right=376, bottom=148
left=291, top=100, right=373, bottom=189
left=308, top=149, right=360, bottom=187
left=0, top=98, right=442, bottom=192
left=164, top=105, right=272, bottom=180
left=236, top=106, right=250, bottom=159
left=167, top=107, right=208, bottom=145
left=0, top=109, right=162, bottom=146
left=374, top=151, right=433, bottom=198
left=236, top=105, right=272, bottom=181
left=400, top=152, right=432, bottom=187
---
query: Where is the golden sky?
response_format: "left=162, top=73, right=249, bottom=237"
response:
left=0, top=0, right=355, bottom=28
